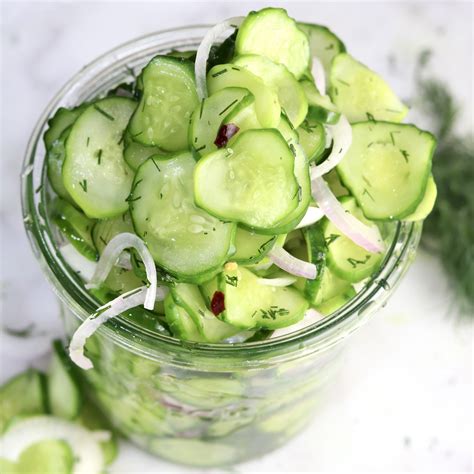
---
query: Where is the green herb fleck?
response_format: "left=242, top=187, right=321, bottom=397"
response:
left=347, top=255, right=371, bottom=268
left=211, top=68, right=227, bottom=78
left=79, top=179, right=87, bottom=192
left=96, top=149, right=103, bottom=165
left=218, top=99, right=239, bottom=116
left=93, top=104, right=115, bottom=121
left=225, top=275, right=238, bottom=287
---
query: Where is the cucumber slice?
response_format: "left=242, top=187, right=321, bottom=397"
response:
left=298, top=23, right=346, bottom=75
left=123, top=133, right=166, bottom=170
left=222, top=93, right=260, bottom=135
left=46, top=127, right=74, bottom=202
left=235, top=7, right=310, bottom=79
left=43, top=105, right=87, bottom=150
left=207, top=64, right=280, bottom=128
left=301, top=224, right=327, bottom=302
left=0, top=370, right=47, bottom=434
left=337, top=121, right=436, bottom=219
left=325, top=197, right=383, bottom=282
left=326, top=168, right=350, bottom=197
left=48, top=340, right=82, bottom=420
left=128, top=56, right=199, bottom=151
left=189, top=87, right=249, bottom=158
left=91, top=212, right=134, bottom=254
left=212, top=266, right=308, bottom=330
left=403, top=175, right=437, bottom=221
left=131, top=153, right=235, bottom=280
left=52, top=198, right=98, bottom=261
left=316, top=286, right=356, bottom=316
left=297, top=119, right=326, bottom=163
left=329, top=53, right=408, bottom=123
left=194, top=129, right=299, bottom=231
left=164, top=292, right=207, bottom=342
left=232, top=228, right=277, bottom=265
left=63, top=97, right=136, bottom=218
left=260, top=130, right=311, bottom=234
left=16, top=440, right=74, bottom=474
left=234, top=54, right=308, bottom=128
left=168, top=49, right=197, bottom=61
left=207, top=30, right=238, bottom=70
left=171, top=283, right=241, bottom=342
left=78, top=400, right=118, bottom=465
left=0, top=416, right=106, bottom=473
left=313, top=266, right=353, bottom=307
left=301, top=79, right=340, bottom=124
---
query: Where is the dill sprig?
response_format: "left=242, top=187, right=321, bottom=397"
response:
left=415, top=52, right=474, bottom=315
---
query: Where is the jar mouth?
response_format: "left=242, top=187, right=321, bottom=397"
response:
left=21, top=26, right=422, bottom=359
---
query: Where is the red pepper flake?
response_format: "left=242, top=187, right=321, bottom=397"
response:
left=214, top=123, right=239, bottom=148
left=210, top=291, right=225, bottom=316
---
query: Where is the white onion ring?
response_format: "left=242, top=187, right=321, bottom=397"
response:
left=85, top=233, right=157, bottom=310
left=311, top=56, right=326, bottom=95
left=69, top=285, right=168, bottom=370
left=268, top=247, right=317, bottom=280
left=0, top=415, right=109, bottom=474
left=256, top=276, right=296, bottom=287
left=311, top=176, right=385, bottom=253
left=195, top=16, right=244, bottom=100
left=295, top=206, right=325, bottom=229
left=311, top=115, right=352, bottom=178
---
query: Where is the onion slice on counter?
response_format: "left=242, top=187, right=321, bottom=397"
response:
left=311, top=176, right=385, bottom=253
left=295, top=206, right=325, bottom=229
left=86, top=233, right=157, bottom=310
left=311, top=56, right=326, bottom=95
left=195, top=17, right=244, bottom=100
left=69, top=285, right=169, bottom=370
left=268, top=247, right=317, bottom=280
left=0, top=415, right=110, bottom=474
left=311, top=115, right=352, bottom=178
left=256, top=276, right=297, bottom=287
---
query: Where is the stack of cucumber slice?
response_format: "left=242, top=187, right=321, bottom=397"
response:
left=43, top=7, right=436, bottom=345
left=0, top=341, right=117, bottom=473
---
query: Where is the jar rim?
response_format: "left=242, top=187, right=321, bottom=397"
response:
left=21, top=25, right=422, bottom=362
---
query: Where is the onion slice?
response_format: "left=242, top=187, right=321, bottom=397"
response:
left=86, top=233, right=157, bottom=310
left=311, top=115, right=352, bottom=178
left=311, top=57, right=326, bottom=95
left=195, top=16, right=244, bottom=100
left=69, top=285, right=168, bottom=370
left=311, top=176, right=385, bottom=253
left=268, top=247, right=317, bottom=280
left=256, top=276, right=296, bottom=287
left=0, top=415, right=109, bottom=474
left=295, top=206, right=325, bottom=229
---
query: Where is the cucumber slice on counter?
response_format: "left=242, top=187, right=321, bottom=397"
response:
left=0, top=370, right=47, bottom=434
left=207, top=64, right=281, bottom=128
left=189, top=87, right=250, bottom=157
left=128, top=56, right=199, bottom=151
left=234, top=54, right=308, bottom=127
left=298, top=23, right=346, bottom=75
left=337, top=121, right=436, bottom=219
left=131, top=153, right=235, bottom=281
left=324, top=197, right=383, bottom=282
left=329, top=53, right=408, bottom=123
left=52, top=198, right=98, bottom=261
left=48, top=340, right=82, bottom=420
left=194, top=129, right=299, bottom=231
left=63, top=97, right=136, bottom=218
left=236, top=7, right=310, bottom=79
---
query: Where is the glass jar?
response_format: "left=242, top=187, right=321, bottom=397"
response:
left=21, top=26, right=422, bottom=467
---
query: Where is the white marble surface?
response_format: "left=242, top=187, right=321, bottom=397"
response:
left=0, top=1, right=472, bottom=472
